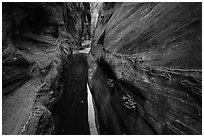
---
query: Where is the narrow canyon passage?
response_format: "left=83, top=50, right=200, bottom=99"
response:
left=53, top=53, right=90, bottom=134
left=2, top=2, right=202, bottom=135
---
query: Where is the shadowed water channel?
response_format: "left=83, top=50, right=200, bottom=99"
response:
left=53, top=53, right=98, bottom=135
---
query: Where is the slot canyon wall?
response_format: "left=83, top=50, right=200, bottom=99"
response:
left=2, top=2, right=90, bottom=134
left=88, top=2, right=202, bottom=135
left=2, top=2, right=202, bottom=135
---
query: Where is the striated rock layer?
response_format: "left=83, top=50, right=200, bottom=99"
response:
left=2, top=2, right=91, bottom=135
left=88, top=2, right=202, bottom=134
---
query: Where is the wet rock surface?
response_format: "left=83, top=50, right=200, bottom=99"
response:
left=88, top=2, right=202, bottom=135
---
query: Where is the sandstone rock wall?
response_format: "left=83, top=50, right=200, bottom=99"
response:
left=88, top=2, right=202, bottom=134
left=2, top=2, right=91, bottom=135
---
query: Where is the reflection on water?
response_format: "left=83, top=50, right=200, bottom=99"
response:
left=87, top=84, right=98, bottom=135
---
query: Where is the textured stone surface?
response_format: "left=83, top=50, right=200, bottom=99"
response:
left=88, top=2, right=202, bottom=135
left=2, top=2, right=202, bottom=135
left=2, top=2, right=91, bottom=135
left=20, top=106, right=54, bottom=135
